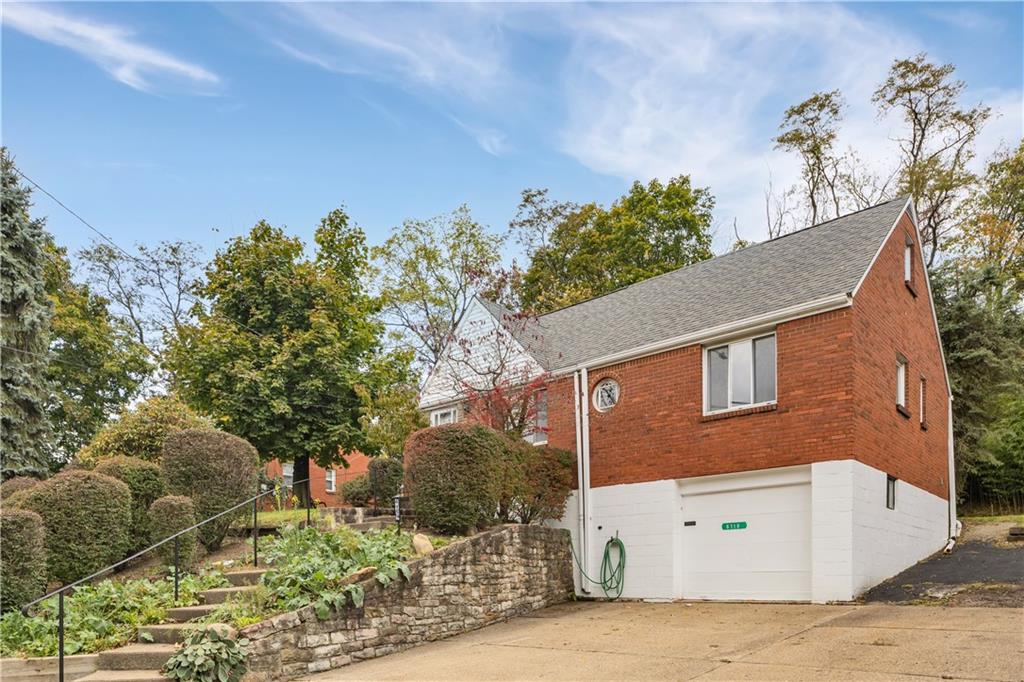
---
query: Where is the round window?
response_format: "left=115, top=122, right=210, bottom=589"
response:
left=593, top=378, right=620, bottom=412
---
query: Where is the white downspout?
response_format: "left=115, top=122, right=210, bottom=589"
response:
left=947, top=396, right=959, bottom=544
left=573, top=371, right=589, bottom=593
left=580, top=367, right=593, bottom=584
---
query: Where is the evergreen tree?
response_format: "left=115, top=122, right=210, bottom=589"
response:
left=1, top=149, right=53, bottom=479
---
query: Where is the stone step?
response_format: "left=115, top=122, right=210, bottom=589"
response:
left=96, top=643, right=178, bottom=671
left=78, top=670, right=167, bottom=682
left=138, top=622, right=235, bottom=644
left=348, top=519, right=391, bottom=532
left=201, top=584, right=258, bottom=604
left=225, top=568, right=265, bottom=587
left=165, top=603, right=220, bottom=622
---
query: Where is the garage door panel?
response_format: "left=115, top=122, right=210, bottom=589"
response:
left=681, top=481, right=811, bottom=601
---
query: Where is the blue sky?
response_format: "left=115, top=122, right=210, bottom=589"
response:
left=3, top=2, right=1021, bottom=263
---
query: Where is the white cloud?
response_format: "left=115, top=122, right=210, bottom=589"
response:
left=3, top=3, right=219, bottom=93
left=450, top=117, right=511, bottom=156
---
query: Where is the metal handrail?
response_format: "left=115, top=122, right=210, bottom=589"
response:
left=20, top=476, right=314, bottom=681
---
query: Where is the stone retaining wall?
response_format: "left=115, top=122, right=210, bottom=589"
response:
left=242, top=524, right=573, bottom=680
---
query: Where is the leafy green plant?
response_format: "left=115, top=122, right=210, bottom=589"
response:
left=0, top=572, right=227, bottom=658
left=257, top=525, right=410, bottom=620
left=149, top=495, right=198, bottom=569
left=163, top=627, right=249, bottom=682
left=340, top=474, right=371, bottom=506
left=0, top=475, right=41, bottom=501
left=8, top=469, right=132, bottom=583
left=95, top=456, right=166, bottom=552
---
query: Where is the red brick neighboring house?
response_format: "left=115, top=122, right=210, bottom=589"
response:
left=264, top=452, right=372, bottom=507
left=420, top=197, right=956, bottom=603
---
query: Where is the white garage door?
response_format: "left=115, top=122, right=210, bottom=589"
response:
left=680, top=476, right=811, bottom=601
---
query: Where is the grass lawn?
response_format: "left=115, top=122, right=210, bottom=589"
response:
left=232, top=508, right=324, bottom=529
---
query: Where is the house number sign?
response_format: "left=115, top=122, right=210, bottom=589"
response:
left=721, top=521, right=747, bottom=530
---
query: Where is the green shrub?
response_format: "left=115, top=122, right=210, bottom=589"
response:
left=162, top=429, right=259, bottom=551
left=76, top=395, right=209, bottom=467
left=368, top=457, right=404, bottom=504
left=512, top=444, right=575, bottom=524
left=163, top=626, right=249, bottom=682
left=0, top=509, right=47, bottom=611
left=405, top=424, right=504, bottom=534
left=9, top=470, right=131, bottom=583
left=95, top=456, right=166, bottom=552
left=149, top=495, right=198, bottom=570
left=0, top=475, right=41, bottom=501
left=340, top=474, right=372, bottom=507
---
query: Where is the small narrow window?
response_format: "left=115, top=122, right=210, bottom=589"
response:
left=325, top=468, right=336, bottom=493
left=525, top=390, right=548, bottom=444
left=896, top=356, right=908, bottom=411
left=281, top=462, right=294, bottom=488
left=904, top=242, right=913, bottom=283
left=886, top=475, right=897, bottom=510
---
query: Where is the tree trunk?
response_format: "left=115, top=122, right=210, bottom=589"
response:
left=293, top=455, right=311, bottom=508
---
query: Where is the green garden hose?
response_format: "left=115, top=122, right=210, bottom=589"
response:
left=569, top=532, right=626, bottom=599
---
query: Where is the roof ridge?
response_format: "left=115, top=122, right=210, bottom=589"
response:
left=536, top=195, right=909, bottom=321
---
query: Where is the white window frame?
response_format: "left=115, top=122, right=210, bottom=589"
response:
left=281, top=462, right=294, bottom=488
left=896, top=357, right=907, bottom=408
left=430, top=405, right=458, bottom=426
left=904, top=242, right=913, bottom=283
left=592, top=378, right=620, bottom=412
left=525, top=389, right=549, bottom=445
left=325, top=468, right=336, bottom=493
left=703, top=332, right=777, bottom=416
left=919, top=377, right=926, bottom=425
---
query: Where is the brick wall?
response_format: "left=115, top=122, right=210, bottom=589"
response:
left=242, top=525, right=573, bottom=680
left=546, top=309, right=857, bottom=488
left=850, top=213, right=950, bottom=498
left=264, top=452, right=372, bottom=507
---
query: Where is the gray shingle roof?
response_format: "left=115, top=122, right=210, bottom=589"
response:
left=486, top=197, right=909, bottom=371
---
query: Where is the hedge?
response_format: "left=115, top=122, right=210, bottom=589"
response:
left=512, top=444, right=575, bottom=524
left=95, top=456, right=166, bottom=552
left=162, top=429, right=259, bottom=551
left=340, top=474, right=371, bottom=507
left=0, top=508, right=47, bottom=611
left=368, top=457, right=404, bottom=504
left=76, top=395, right=209, bottom=467
left=149, top=495, right=198, bottom=570
left=405, top=424, right=504, bottom=534
left=0, top=476, right=41, bottom=501
left=9, top=470, right=132, bottom=583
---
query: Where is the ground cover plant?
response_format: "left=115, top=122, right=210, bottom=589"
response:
left=163, top=627, right=250, bottom=682
left=206, top=524, right=412, bottom=628
left=0, top=572, right=227, bottom=658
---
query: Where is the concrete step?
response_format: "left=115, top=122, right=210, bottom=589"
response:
left=201, top=584, right=258, bottom=604
left=96, top=643, right=177, bottom=671
left=138, top=622, right=235, bottom=644
left=165, top=603, right=220, bottom=622
left=225, top=568, right=265, bottom=587
left=78, top=670, right=167, bottom=682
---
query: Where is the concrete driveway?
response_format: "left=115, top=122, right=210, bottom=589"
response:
left=300, top=601, right=1023, bottom=682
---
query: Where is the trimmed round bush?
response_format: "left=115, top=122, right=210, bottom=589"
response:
left=161, top=428, right=259, bottom=551
left=95, top=456, right=166, bottom=552
left=405, top=424, right=504, bottom=534
left=516, top=445, right=575, bottom=524
left=368, top=457, right=404, bottom=504
left=76, top=395, right=209, bottom=468
left=0, top=475, right=41, bottom=501
left=0, top=508, right=47, bottom=611
left=9, top=470, right=132, bottom=583
left=340, top=474, right=372, bottom=507
left=149, top=495, right=198, bottom=570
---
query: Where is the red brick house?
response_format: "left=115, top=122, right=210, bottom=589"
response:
left=419, top=197, right=957, bottom=603
left=263, top=451, right=372, bottom=506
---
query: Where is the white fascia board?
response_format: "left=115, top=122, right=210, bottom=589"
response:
left=549, top=293, right=852, bottom=376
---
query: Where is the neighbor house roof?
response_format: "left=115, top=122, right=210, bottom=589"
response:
left=485, top=196, right=911, bottom=372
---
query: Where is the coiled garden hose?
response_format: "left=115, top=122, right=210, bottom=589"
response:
left=569, top=532, right=626, bottom=599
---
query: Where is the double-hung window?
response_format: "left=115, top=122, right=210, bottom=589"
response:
left=430, top=406, right=458, bottom=426
left=896, top=354, right=909, bottom=416
left=325, top=468, right=336, bottom=493
left=705, top=333, right=776, bottom=413
left=281, top=462, right=294, bottom=488
left=524, top=390, right=549, bottom=445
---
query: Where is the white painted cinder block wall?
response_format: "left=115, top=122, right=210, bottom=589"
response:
left=552, top=459, right=949, bottom=603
